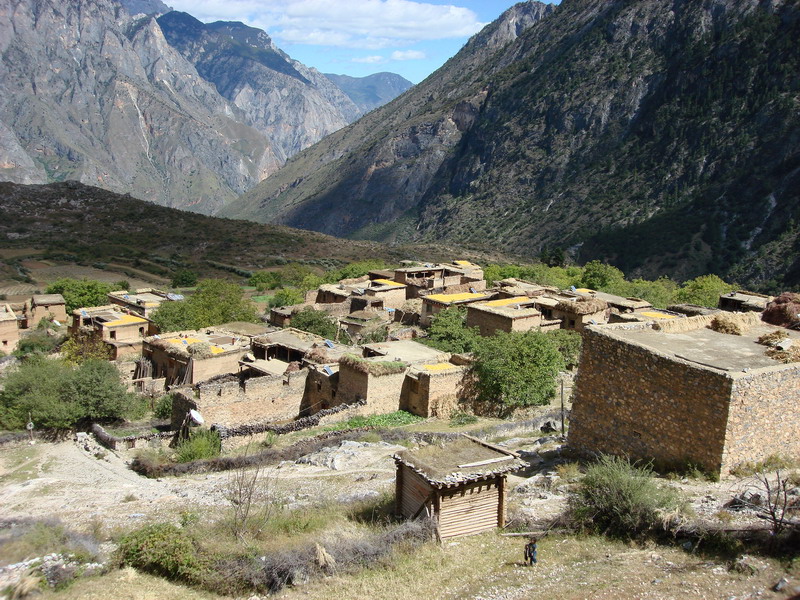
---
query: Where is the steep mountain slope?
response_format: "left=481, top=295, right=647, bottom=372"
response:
left=324, top=72, right=413, bottom=114
left=225, top=0, right=800, bottom=289
left=157, top=12, right=362, bottom=164
left=0, top=0, right=410, bottom=214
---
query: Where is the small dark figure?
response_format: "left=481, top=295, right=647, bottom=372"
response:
left=524, top=536, right=538, bottom=566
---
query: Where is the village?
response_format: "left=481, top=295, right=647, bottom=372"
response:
left=0, top=259, right=799, bottom=598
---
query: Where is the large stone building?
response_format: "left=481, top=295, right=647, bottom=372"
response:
left=107, top=288, right=181, bottom=318
left=69, top=305, right=153, bottom=359
left=0, top=304, right=19, bottom=353
left=26, top=294, right=67, bottom=328
left=568, top=314, right=800, bottom=475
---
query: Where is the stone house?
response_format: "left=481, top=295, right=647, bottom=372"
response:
left=551, top=297, right=610, bottom=331
left=0, top=304, right=19, bottom=353
left=401, top=361, right=469, bottom=418
left=568, top=314, right=800, bottom=475
left=393, top=263, right=486, bottom=299
left=107, top=288, right=180, bottom=318
left=465, top=296, right=543, bottom=336
left=138, top=329, right=251, bottom=387
left=718, top=290, right=773, bottom=313
left=340, top=309, right=392, bottom=341
left=572, top=288, right=651, bottom=314
left=364, top=278, right=407, bottom=309
left=394, top=435, right=525, bottom=539
left=69, top=305, right=153, bottom=359
left=420, top=291, right=494, bottom=327
left=26, top=294, right=67, bottom=328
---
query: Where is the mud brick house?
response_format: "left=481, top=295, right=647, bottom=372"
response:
left=107, top=288, right=180, bottom=318
left=70, top=304, right=153, bottom=359
left=364, top=278, right=407, bottom=309
left=466, top=296, right=543, bottom=336
left=401, top=361, right=469, bottom=418
left=0, top=304, right=19, bottom=353
left=393, top=262, right=486, bottom=299
left=551, top=296, right=610, bottom=331
left=495, top=278, right=559, bottom=299
left=568, top=314, right=800, bottom=475
left=718, top=290, right=773, bottom=313
left=340, top=309, right=392, bottom=340
left=394, top=435, right=526, bottom=539
left=139, top=329, right=251, bottom=387
left=421, top=291, right=494, bottom=327
left=26, top=294, right=67, bottom=328
left=572, top=288, right=652, bottom=314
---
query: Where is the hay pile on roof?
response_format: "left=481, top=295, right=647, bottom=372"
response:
left=709, top=313, right=747, bottom=335
left=305, top=346, right=329, bottom=363
left=339, top=353, right=407, bottom=376
left=147, top=337, right=190, bottom=358
left=653, top=312, right=760, bottom=334
left=187, top=342, right=213, bottom=358
left=757, top=330, right=789, bottom=347
left=394, top=435, right=525, bottom=487
left=556, top=297, right=608, bottom=315
left=762, top=292, right=800, bottom=328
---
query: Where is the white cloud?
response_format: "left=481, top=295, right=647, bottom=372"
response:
left=352, top=55, right=386, bottom=64
left=167, top=0, right=485, bottom=48
left=391, top=50, right=426, bottom=61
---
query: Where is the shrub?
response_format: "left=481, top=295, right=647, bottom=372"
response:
left=449, top=411, right=478, bottom=427
left=269, top=287, right=304, bottom=308
left=45, top=278, right=114, bottom=313
left=175, top=429, right=222, bottom=463
left=153, top=395, right=173, bottom=420
left=171, top=269, right=198, bottom=288
left=422, top=306, right=479, bottom=354
left=13, top=330, right=65, bottom=358
left=290, top=307, right=338, bottom=339
left=117, top=523, right=204, bottom=581
left=569, top=455, right=681, bottom=538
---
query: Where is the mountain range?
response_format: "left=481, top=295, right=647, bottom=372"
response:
left=0, top=0, right=411, bottom=213
left=221, top=0, right=800, bottom=290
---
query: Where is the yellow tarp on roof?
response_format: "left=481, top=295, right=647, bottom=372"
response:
left=575, top=288, right=594, bottom=293
left=425, top=292, right=489, bottom=304
left=373, top=278, right=405, bottom=288
left=639, top=311, right=679, bottom=320
left=423, top=362, right=456, bottom=372
left=484, top=296, right=531, bottom=307
left=454, top=260, right=475, bottom=266
left=103, top=314, right=148, bottom=327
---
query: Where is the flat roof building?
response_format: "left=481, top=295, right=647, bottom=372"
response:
left=0, top=304, right=19, bottom=353
left=108, top=288, right=181, bottom=318
left=421, top=291, right=494, bottom=326
left=466, top=296, right=543, bottom=336
left=70, top=305, right=152, bottom=359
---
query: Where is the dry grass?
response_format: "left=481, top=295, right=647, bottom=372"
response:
left=396, top=437, right=513, bottom=480
left=338, top=354, right=407, bottom=376
left=709, top=313, right=747, bottom=335
left=757, top=330, right=790, bottom=346
left=556, top=297, right=608, bottom=315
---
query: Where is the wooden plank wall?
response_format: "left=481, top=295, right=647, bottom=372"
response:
left=438, top=478, right=501, bottom=539
left=398, top=464, right=434, bottom=518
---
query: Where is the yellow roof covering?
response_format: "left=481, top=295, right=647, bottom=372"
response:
left=103, top=314, right=148, bottom=327
left=373, top=278, right=405, bottom=288
left=639, top=311, right=679, bottom=320
left=166, top=337, right=226, bottom=354
left=425, top=292, right=489, bottom=304
left=484, top=296, right=531, bottom=307
left=454, top=260, right=476, bottom=266
left=575, top=288, right=594, bottom=293
left=423, top=362, right=456, bottom=372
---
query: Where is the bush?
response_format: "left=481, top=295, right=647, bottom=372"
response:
left=175, top=429, right=222, bottom=463
left=151, top=279, right=259, bottom=332
left=117, top=523, right=204, bottom=581
left=449, top=411, right=478, bottom=427
left=546, top=329, right=582, bottom=369
left=569, top=455, right=681, bottom=538
left=45, top=278, right=114, bottom=313
left=153, top=395, right=173, bottom=420
left=290, top=307, right=337, bottom=339
left=13, top=330, right=65, bottom=358
left=172, top=269, right=198, bottom=288
left=423, top=306, right=480, bottom=354
left=268, top=287, right=304, bottom=308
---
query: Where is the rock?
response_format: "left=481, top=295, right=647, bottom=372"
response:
left=730, top=555, right=766, bottom=575
left=540, top=419, right=559, bottom=433
left=772, top=578, right=788, bottom=592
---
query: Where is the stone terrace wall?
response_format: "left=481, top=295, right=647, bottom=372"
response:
left=336, top=363, right=408, bottom=416
left=724, top=365, right=800, bottom=472
left=568, top=327, right=733, bottom=473
left=466, top=309, right=540, bottom=336
left=415, top=367, right=467, bottom=418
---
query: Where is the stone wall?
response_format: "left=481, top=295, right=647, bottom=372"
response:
left=300, top=367, right=338, bottom=415
left=192, top=351, right=248, bottom=383
left=724, top=365, right=800, bottom=471
left=366, top=287, right=406, bottom=309
left=335, top=363, right=408, bottom=415
left=402, top=367, right=467, bottom=418
left=181, top=371, right=309, bottom=428
left=466, top=309, right=541, bottom=337
left=568, top=327, right=733, bottom=473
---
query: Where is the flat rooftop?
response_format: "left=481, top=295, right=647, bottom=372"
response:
left=79, top=306, right=148, bottom=327
left=148, top=330, right=247, bottom=355
left=424, top=291, right=492, bottom=305
left=370, top=278, right=406, bottom=289
left=0, top=305, right=16, bottom=322
left=603, top=322, right=800, bottom=372
left=573, top=289, right=651, bottom=310
left=32, top=294, right=65, bottom=305
left=109, top=290, right=172, bottom=306
left=363, top=339, right=448, bottom=364
left=254, top=328, right=356, bottom=360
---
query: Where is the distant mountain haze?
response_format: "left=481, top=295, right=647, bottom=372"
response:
left=0, top=0, right=411, bottom=213
left=221, top=0, right=800, bottom=290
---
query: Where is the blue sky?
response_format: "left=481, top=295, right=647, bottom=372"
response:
left=166, top=0, right=559, bottom=83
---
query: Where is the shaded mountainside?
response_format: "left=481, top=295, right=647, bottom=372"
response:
left=224, top=0, right=800, bottom=291
left=324, top=72, right=414, bottom=114
left=0, top=0, right=409, bottom=214
left=0, top=181, right=499, bottom=280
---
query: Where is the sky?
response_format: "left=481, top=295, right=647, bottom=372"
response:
left=165, top=0, right=559, bottom=84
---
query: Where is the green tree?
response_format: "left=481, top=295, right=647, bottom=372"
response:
left=0, top=357, right=135, bottom=430
left=151, top=279, right=258, bottom=333
left=289, top=307, right=338, bottom=339
left=472, top=331, right=564, bottom=409
left=580, top=260, right=626, bottom=291
left=324, top=259, right=389, bottom=283
left=279, top=263, right=315, bottom=287
left=45, top=278, right=114, bottom=313
left=268, top=288, right=304, bottom=308
left=172, top=269, right=198, bottom=288
left=61, top=331, right=113, bottom=365
left=249, top=270, right=280, bottom=291
left=675, top=274, right=735, bottom=308
left=423, top=307, right=480, bottom=354
left=546, top=330, right=583, bottom=369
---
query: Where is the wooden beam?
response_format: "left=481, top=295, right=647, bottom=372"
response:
left=458, top=456, right=513, bottom=468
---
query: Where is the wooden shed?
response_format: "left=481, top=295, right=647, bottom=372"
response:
left=393, top=435, right=526, bottom=539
